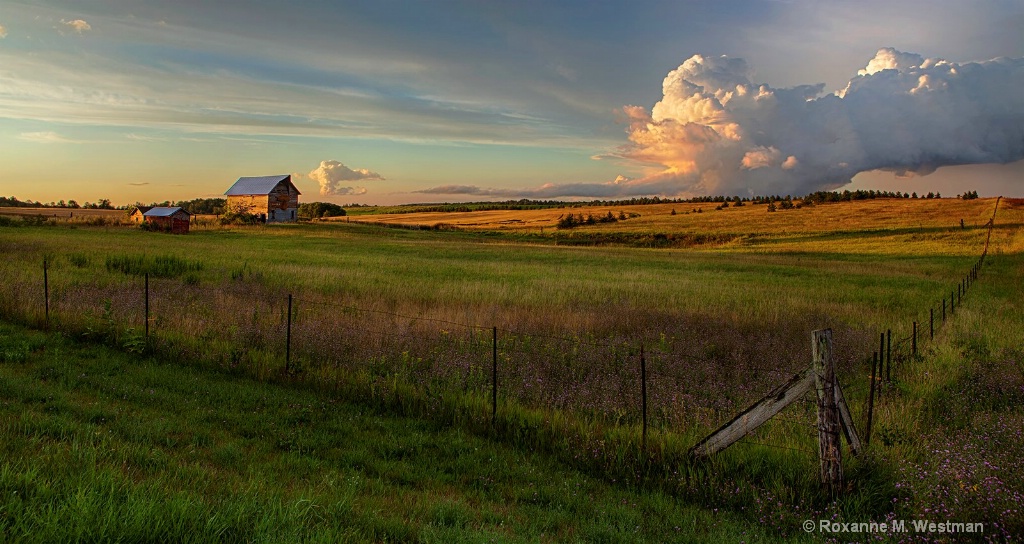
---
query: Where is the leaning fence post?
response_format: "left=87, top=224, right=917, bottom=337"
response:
left=640, top=344, right=648, bottom=448
left=43, top=258, right=49, bottom=328
left=866, top=352, right=877, bottom=447
left=285, top=294, right=292, bottom=373
left=492, top=326, right=497, bottom=426
left=813, top=329, right=842, bottom=489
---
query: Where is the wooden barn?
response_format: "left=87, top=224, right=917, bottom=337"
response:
left=142, top=206, right=191, bottom=234
left=224, top=175, right=301, bottom=223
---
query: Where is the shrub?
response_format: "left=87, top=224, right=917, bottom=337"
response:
left=298, top=202, right=346, bottom=219
left=219, top=211, right=262, bottom=225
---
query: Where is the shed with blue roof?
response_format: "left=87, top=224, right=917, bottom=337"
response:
left=141, top=206, right=191, bottom=234
left=224, top=175, right=301, bottom=223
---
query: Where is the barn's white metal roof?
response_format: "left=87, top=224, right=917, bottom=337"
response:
left=224, top=175, right=298, bottom=196
left=143, top=206, right=188, bottom=217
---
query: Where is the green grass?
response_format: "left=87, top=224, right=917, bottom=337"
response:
left=0, top=197, right=1021, bottom=540
left=0, top=322, right=787, bottom=543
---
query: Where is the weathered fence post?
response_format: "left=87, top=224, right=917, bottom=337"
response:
left=640, top=344, right=648, bottom=448
left=866, top=351, right=877, bottom=447
left=813, top=329, right=842, bottom=489
left=43, top=258, right=49, bottom=328
left=912, top=321, right=918, bottom=356
left=285, top=294, right=292, bottom=373
left=144, top=272, right=150, bottom=338
left=492, top=326, right=497, bottom=426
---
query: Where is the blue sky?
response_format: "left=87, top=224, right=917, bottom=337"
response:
left=1, top=0, right=1022, bottom=205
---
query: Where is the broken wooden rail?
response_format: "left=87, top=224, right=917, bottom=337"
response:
left=690, top=328, right=860, bottom=490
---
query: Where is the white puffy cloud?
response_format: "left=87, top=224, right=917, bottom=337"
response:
left=61, top=19, right=91, bottom=33
left=603, top=48, right=1024, bottom=197
left=308, top=160, right=383, bottom=196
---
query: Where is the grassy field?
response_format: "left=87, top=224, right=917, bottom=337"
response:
left=1, top=196, right=1022, bottom=541
left=1, top=321, right=791, bottom=542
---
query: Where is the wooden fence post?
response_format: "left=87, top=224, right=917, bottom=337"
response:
left=285, top=294, right=292, bottom=373
left=813, top=329, right=842, bottom=489
left=640, top=344, right=648, bottom=447
left=492, top=326, right=497, bottom=426
left=942, top=298, right=946, bottom=322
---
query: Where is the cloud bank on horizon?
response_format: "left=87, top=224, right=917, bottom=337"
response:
left=422, top=48, right=1024, bottom=199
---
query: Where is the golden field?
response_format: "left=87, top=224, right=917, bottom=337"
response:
left=341, top=197, right=1021, bottom=256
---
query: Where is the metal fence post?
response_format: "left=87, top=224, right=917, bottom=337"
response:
left=640, top=344, right=648, bottom=447
left=492, top=326, right=497, bottom=426
left=43, top=258, right=49, bottom=328
left=286, top=294, right=292, bottom=373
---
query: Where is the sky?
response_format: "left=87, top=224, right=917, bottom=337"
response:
left=0, top=0, right=1022, bottom=206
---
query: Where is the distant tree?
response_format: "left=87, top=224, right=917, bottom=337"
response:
left=176, top=198, right=226, bottom=215
left=298, top=202, right=347, bottom=219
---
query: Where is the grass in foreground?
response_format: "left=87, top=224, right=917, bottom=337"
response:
left=0, top=321, right=791, bottom=543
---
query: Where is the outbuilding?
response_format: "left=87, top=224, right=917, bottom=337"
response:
left=143, top=206, right=191, bottom=234
left=224, top=174, right=301, bottom=223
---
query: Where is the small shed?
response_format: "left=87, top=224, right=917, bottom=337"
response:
left=129, top=206, right=153, bottom=224
left=143, top=206, right=191, bottom=234
left=224, top=174, right=301, bottom=223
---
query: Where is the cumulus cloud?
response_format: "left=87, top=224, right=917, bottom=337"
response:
left=426, top=48, right=1021, bottom=200
left=61, top=19, right=91, bottom=33
left=0, top=23, right=8, bottom=39
left=599, top=48, right=1024, bottom=197
left=381, top=48, right=1024, bottom=201
left=308, top=159, right=383, bottom=196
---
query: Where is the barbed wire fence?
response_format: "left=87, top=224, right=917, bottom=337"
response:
left=0, top=196, right=1001, bottom=478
